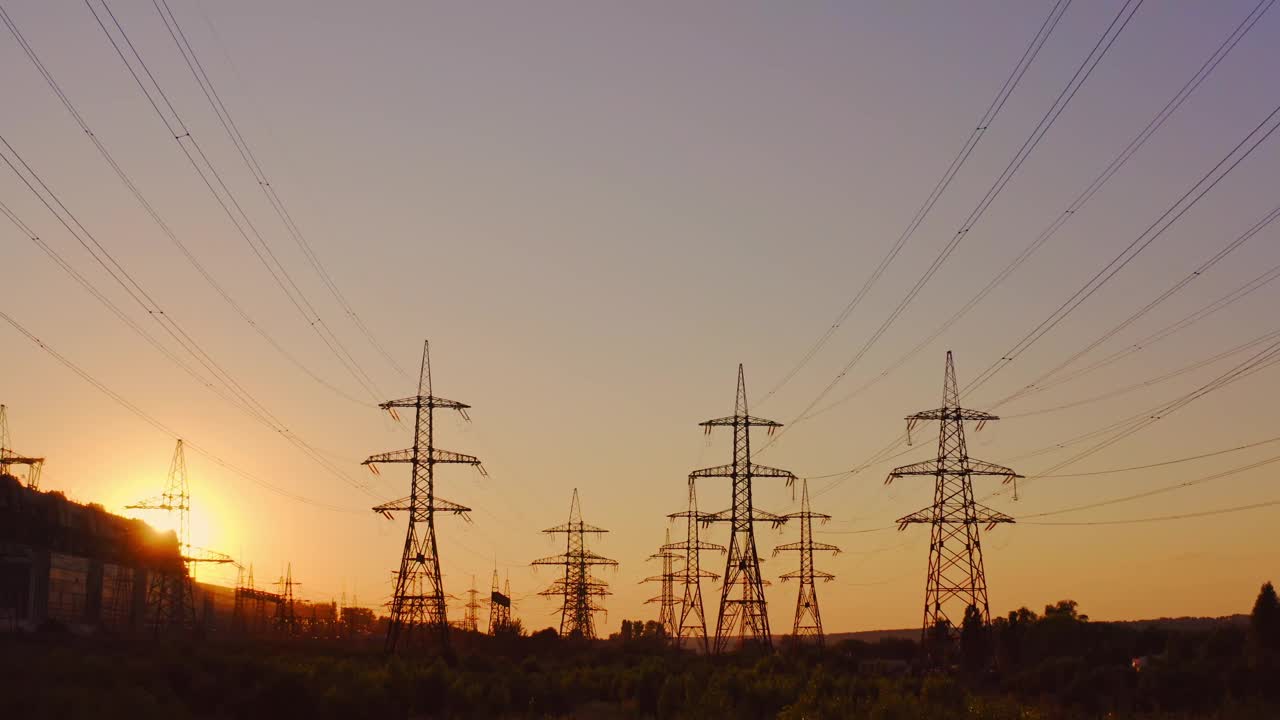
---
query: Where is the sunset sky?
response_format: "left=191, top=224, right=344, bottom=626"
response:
left=3, top=1, right=1279, bottom=634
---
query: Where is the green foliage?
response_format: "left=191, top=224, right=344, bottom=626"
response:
left=4, top=586, right=1279, bottom=719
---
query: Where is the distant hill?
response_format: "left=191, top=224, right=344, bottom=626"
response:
left=819, top=614, right=1249, bottom=645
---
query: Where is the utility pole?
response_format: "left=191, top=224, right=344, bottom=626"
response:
left=692, top=365, right=793, bottom=653
left=886, top=351, right=1021, bottom=661
left=532, top=489, right=618, bottom=639
left=487, top=568, right=512, bottom=635
left=774, top=479, right=839, bottom=647
left=664, top=481, right=722, bottom=653
left=0, top=405, right=44, bottom=489
left=462, top=575, right=481, bottom=633
left=641, top=529, right=679, bottom=639
left=364, top=340, right=483, bottom=653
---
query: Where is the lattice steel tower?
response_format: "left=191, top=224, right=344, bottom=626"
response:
left=532, top=489, right=617, bottom=639
left=462, top=575, right=481, bottom=633
left=886, top=351, right=1021, bottom=653
left=364, top=341, right=482, bottom=652
left=642, top=528, right=679, bottom=638
left=692, top=365, right=794, bottom=653
left=127, top=439, right=196, bottom=634
left=664, top=481, right=723, bottom=652
left=774, top=479, right=840, bottom=647
left=487, top=568, right=512, bottom=635
left=0, top=405, right=44, bottom=489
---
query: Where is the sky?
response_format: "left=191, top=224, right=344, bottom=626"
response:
left=2, top=0, right=1279, bottom=635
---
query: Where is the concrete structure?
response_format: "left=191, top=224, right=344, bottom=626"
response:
left=0, top=473, right=185, bottom=632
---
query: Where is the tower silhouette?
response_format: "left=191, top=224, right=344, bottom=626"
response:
left=462, top=575, right=481, bottom=633
left=692, top=365, right=794, bottom=653
left=487, top=568, right=512, bottom=635
left=664, top=481, right=723, bottom=652
left=0, top=405, right=44, bottom=489
left=532, top=489, right=617, bottom=639
left=127, top=440, right=196, bottom=635
left=886, top=351, right=1021, bottom=657
left=774, top=479, right=839, bottom=647
left=642, top=529, right=680, bottom=639
left=364, top=341, right=483, bottom=652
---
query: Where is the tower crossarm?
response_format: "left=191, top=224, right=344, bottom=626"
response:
left=780, top=568, right=835, bottom=582
left=895, top=503, right=1015, bottom=530
left=905, top=408, right=999, bottom=423
left=380, top=395, right=470, bottom=411
left=541, top=522, right=608, bottom=535
left=662, top=539, right=725, bottom=553
left=689, top=462, right=796, bottom=482
left=699, top=414, right=783, bottom=429
left=373, top=495, right=472, bottom=520
left=967, top=457, right=1024, bottom=483
left=183, top=547, right=236, bottom=565
left=125, top=497, right=184, bottom=512
left=700, top=507, right=789, bottom=528
left=885, top=459, right=940, bottom=483
left=362, top=447, right=481, bottom=465
left=772, top=540, right=840, bottom=556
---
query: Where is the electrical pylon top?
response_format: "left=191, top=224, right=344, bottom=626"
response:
left=0, top=405, right=45, bottom=490
left=664, top=481, right=723, bottom=653
left=642, top=528, right=680, bottom=639
left=774, top=479, right=840, bottom=647
left=886, top=351, right=1022, bottom=657
left=692, top=365, right=794, bottom=654
left=364, top=340, right=484, bottom=654
left=532, top=489, right=618, bottom=639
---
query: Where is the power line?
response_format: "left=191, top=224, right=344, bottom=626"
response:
left=796, top=0, right=1274, bottom=421
left=1021, top=452, right=1280, bottom=519
left=150, top=0, right=409, bottom=382
left=84, top=0, right=385, bottom=404
left=760, top=0, right=1074, bottom=401
left=992, top=197, right=1280, bottom=407
left=1008, top=259, right=1280, bottom=398
left=0, top=308, right=364, bottom=513
left=0, top=3, right=373, bottom=408
left=768, top=0, right=1145, bottom=444
left=1002, top=325, right=1280, bottom=419
left=1020, top=499, right=1280, bottom=526
left=0, top=134, right=376, bottom=495
left=1034, top=434, right=1280, bottom=478
left=962, top=99, right=1280, bottom=398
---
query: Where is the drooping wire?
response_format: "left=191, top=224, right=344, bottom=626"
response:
left=759, top=0, right=1075, bottom=402
left=0, top=3, right=373, bottom=408
left=962, top=100, right=1280, bottom=399
left=793, top=0, right=1275, bottom=422
left=0, top=136, right=381, bottom=497
left=0, top=308, right=364, bottom=513
left=766, top=0, right=1145, bottom=447
left=84, top=0, right=385, bottom=404
left=151, top=0, right=410, bottom=382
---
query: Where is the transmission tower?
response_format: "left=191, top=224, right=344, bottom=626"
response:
left=364, top=340, right=483, bottom=653
left=774, top=479, right=840, bottom=647
left=692, top=365, right=793, bottom=653
left=0, top=405, right=44, bottom=489
left=274, top=563, right=300, bottom=636
left=886, top=351, right=1022, bottom=658
left=462, top=575, right=481, bottom=633
left=532, top=489, right=618, bottom=639
left=641, top=529, right=680, bottom=639
left=128, top=439, right=196, bottom=634
left=487, top=568, right=512, bottom=635
left=664, top=481, right=723, bottom=652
